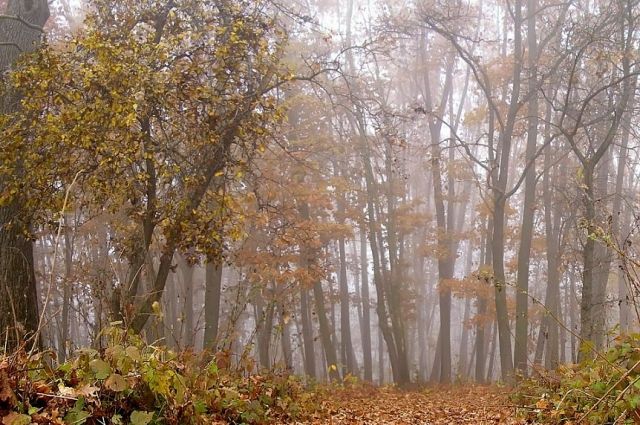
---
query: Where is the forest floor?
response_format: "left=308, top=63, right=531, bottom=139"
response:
left=297, top=385, right=526, bottom=424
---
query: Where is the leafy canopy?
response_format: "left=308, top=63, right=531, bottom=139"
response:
left=0, top=0, right=288, bottom=262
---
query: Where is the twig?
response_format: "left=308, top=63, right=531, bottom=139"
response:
left=35, top=392, right=77, bottom=401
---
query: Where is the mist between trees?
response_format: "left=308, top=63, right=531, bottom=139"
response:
left=2, top=0, right=640, bottom=387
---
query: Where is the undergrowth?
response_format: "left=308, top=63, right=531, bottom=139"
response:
left=515, top=334, right=640, bottom=424
left=0, top=327, right=319, bottom=424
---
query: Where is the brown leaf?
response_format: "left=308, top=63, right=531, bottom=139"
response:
left=0, top=371, right=17, bottom=407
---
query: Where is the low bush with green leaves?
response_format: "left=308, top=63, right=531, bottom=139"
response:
left=0, top=327, right=318, bottom=424
left=515, top=334, right=640, bottom=424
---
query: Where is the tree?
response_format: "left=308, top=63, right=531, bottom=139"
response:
left=513, top=0, right=539, bottom=376
left=0, top=0, right=50, bottom=349
left=550, top=0, right=638, bottom=356
left=1, top=0, right=287, bottom=335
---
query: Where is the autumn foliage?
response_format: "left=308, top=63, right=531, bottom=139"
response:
left=0, top=326, right=317, bottom=425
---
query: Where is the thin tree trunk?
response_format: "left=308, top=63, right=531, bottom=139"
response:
left=313, top=279, right=341, bottom=381
left=360, top=228, right=373, bottom=381
left=514, top=0, right=538, bottom=377
left=486, top=321, right=498, bottom=382
left=613, top=74, right=637, bottom=333
left=59, top=215, right=74, bottom=362
left=476, top=218, right=492, bottom=383
left=458, top=297, right=471, bottom=378
left=204, top=262, right=223, bottom=349
left=278, top=299, right=293, bottom=371
left=179, top=256, right=195, bottom=348
left=300, top=288, right=316, bottom=378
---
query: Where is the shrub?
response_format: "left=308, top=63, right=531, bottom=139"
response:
left=0, top=326, right=317, bottom=424
left=515, top=334, right=640, bottom=424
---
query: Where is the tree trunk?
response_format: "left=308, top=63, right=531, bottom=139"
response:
left=486, top=321, right=498, bottom=382
left=360, top=228, right=373, bottom=381
left=300, top=288, right=316, bottom=378
left=59, top=215, right=74, bottom=362
left=476, top=218, right=492, bottom=383
left=313, top=279, right=341, bottom=381
left=514, top=0, right=538, bottom=377
left=613, top=74, right=637, bottom=333
left=458, top=297, right=471, bottom=378
left=255, top=285, right=275, bottom=369
left=490, top=0, right=524, bottom=383
left=204, top=262, right=223, bottom=349
left=164, top=272, right=178, bottom=349
left=278, top=299, right=293, bottom=371
left=179, top=256, right=195, bottom=349
left=0, top=0, right=50, bottom=350
left=378, top=325, right=385, bottom=384
left=422, top=35, right=456, bottom=384
left=338, top=239, right=355, bottom=374
left=358, top=129, right=402, bottom=383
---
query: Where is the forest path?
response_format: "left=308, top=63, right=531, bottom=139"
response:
left=300, top=385, right=525, bottom=424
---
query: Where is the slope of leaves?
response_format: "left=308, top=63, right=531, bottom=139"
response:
left=0, top=327, right=317, bottom=425
left=515, top=334, right=640, bottom=424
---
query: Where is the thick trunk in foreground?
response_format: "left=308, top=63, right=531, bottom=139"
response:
left=0, top=0, right=50, bottom=349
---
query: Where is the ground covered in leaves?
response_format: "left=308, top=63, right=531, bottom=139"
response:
left=1, top=327, right=528, bottom=424
left=302, top=384, right=525, bottom=424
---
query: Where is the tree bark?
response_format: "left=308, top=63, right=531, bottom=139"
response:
left=313, top=279, right=341, bottom=381
left=0, top=0, right=50, bottom=350
left=514, top=0, right=538, bottom=377
left=300, top=288, right=317, bottom=378
left=338, top=226, right=357, bottom=375
left=179, top=256, right=195, bottom=348
left=204, top=262, right=223, bottom=349
left=360, top=227, right=373, bottom=381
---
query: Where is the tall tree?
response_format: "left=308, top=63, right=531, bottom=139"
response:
left=0, top=0, right=50, bottom=349
left=552, top=0, right=638, bottom=356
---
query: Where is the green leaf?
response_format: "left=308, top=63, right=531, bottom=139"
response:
left=89, top=359, right=111, bottom=380
left=58, top=363, right=72, bottom=374
left=630, top=394, right=640, bottom=409
left=194, top=400, right=207, bottom=415
left=63, top=410, right=90, bottom=425
left=130, top=410, right=153, bottom=425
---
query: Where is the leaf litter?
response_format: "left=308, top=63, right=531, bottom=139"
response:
left=295, top=385, right=526, bottom=424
